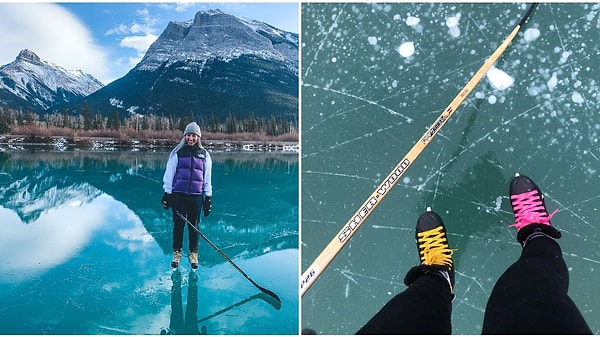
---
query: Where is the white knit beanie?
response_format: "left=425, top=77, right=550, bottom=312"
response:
left=169, top=122, right=202, bottom=159
left=184, top=122, right=201, bottom=137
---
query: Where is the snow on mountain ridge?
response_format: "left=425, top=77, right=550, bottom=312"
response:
left=137, top=9, right=298, bottom=73
left=0, top=49, right=103, bottom=110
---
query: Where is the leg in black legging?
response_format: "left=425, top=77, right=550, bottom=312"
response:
left=482, top=236, right=591, bottom=334
left=184, top=195, right=202, bottom=252
left=356, top=272, right=453, bottom=335
left=171, top=194, right=186, bottom=251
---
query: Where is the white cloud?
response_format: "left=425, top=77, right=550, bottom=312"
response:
left=106, top=23, right=130, bottom=36
left=104, top=5, right=159, bottom=70
left=0, top=3, right=113, bottom=84
left=156, top=2, right=196, bottom=13
left=0, top=199, right=108, bottom=283
left=119, top=33, right=159, bottom=68
left=0, top=193, right=160, bottom=284
left=120, top=34, right=159, bottom=53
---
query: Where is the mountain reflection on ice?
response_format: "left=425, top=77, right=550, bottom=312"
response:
left=301, top=2, right=600, bottom=334
left=0, top=194, right=118, bottom=283
left=0, top=149, right=298, bottom=334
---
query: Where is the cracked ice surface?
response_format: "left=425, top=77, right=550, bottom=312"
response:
left=301, top=3, right=600, bottom=334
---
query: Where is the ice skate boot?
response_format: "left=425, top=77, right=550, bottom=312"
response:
left=171, top=250, right=182, bottom=268
left=404, top=207, right=455, bottom=294
left=509, top=173, right=561, bottom=246
left=189, top=251, right=199, bottom=270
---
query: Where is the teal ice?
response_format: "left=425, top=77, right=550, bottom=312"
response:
left=0, top=150, right=298, bottom=334
left=301, top=3, right=600, bottom=334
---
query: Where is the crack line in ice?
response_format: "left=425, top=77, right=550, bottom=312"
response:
left=371, top=225, right=411, bottom=231
left=332, top=268, right=378, bottom=300
left=587, top=150, right=600, bottom=162
left=454, top=297, right=486, bottom=313
left=304, top=120, right=407, bottom=157
left=455, top=270, right=487, bottom=294
left=336, top=267, right=403, bottom=287
left=430, top=145, right=446, bottom=208
left=544, top=192, right=600, bottom=234
left=304, top=170, right=379, bottom=183
left=416, top=105, right=539, bottom=189
left=303, top=7, right=344, bottom=78
left=564, top=252, right=600, bottom=265
left=303, top=83, right=414, bottom=122
left=548, top=4, right=576, bottom=74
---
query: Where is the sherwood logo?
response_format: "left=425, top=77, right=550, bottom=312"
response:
left=338, top=158, right=411, bottom=243
left=421, top=110, right=450, bottom=144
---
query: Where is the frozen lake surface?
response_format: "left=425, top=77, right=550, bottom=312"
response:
left=0, top=149, right=298, bottom=334
left=301, top=3, right=600, bottom=334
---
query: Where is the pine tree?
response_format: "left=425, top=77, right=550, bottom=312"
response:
left=16, top=110, right=24, bottom=126
left=141, top=115, right=150, bottom=130
left=225, top=113, right=238, bottom=134
left=82, top=103, right=93, bottom=131
left=266, top=115, right=277, bottom=136
left=61, top=109, right=71, bottom=128
left=154, top=115, right=162, bottom=131
left=108, top=110, right=120, bottom=130
left=0, top=107, right=11, bottom=134
left=24, top=110, right=37, bottom=125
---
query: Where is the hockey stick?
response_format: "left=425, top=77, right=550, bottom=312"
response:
left=197, top=292, right=281, bottom=324
left=301, top=3, right=538, bottom=296
left=174, top=209, right=282, bottom=305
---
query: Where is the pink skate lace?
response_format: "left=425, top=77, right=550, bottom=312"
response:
left=509, top=190, right=558, bottom=231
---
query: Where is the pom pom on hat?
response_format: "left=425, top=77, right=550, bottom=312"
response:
left=184, top=122, right=201, bottom=137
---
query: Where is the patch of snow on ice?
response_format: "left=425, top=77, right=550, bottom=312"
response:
left=398, top=42, right=415, bottom=58
left=572, top=92, right=584, bottom=103
left=523, top=28, right=541, bottom=42
left=560, top=50, right=572, bottom=64
left=486, top=66, right=514, bottom=90
left=446, top=13, right=461, bottom=38
left=494, top=196, right=502, bottom=212
left=547, top=72, right=558, bottom=91
left=406, top=16, right=420, bottom=26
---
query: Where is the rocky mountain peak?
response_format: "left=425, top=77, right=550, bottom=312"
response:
left=0, top=49, right=104, bottom=111
left=17, top=49, right=42, bottom=63
left=138, top=9, right=297, bottom=72
left=192, top=9, right=246, bottom=28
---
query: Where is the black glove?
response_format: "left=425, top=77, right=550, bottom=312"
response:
left=161, top=192, right=172, bottom=210
left=203, top=196, right=212, bottom=217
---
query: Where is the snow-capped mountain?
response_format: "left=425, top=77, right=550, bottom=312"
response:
left=0, top=49, right=104, bottom=112
left=63, top=9, right=298, bottom=122
left=140, top=9, right=298, bottom=73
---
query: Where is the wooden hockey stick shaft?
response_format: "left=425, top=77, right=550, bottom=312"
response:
left=174, top=210, right=282, bottom=304
left=301, top=3, right=538, bottom=296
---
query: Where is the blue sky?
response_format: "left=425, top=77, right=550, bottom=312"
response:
left=0, top=2, right=299, bottom=85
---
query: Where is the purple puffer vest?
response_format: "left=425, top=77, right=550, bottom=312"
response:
left=172, top=146, right=206, bottom=195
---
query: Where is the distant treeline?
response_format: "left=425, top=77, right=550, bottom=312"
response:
left=0, top=105, right=298, bottom=141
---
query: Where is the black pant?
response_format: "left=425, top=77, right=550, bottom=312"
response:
left=482, top=236, right=591, bottom=334
left=171, top=193, right=203, bottom=252
left=356, top=272, right=453, bottom=334
left=356, top=236, right=591, bottom=334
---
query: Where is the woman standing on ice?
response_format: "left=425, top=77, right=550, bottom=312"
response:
left=161, top=121, right=213, bottom=269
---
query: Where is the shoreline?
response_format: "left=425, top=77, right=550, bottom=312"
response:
left=0, top=134, right=299, bottom=152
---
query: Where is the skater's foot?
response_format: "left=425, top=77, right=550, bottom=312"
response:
left=404, top=207, right=455, bottom=294
left=509, top=173, right=561, bottom=245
